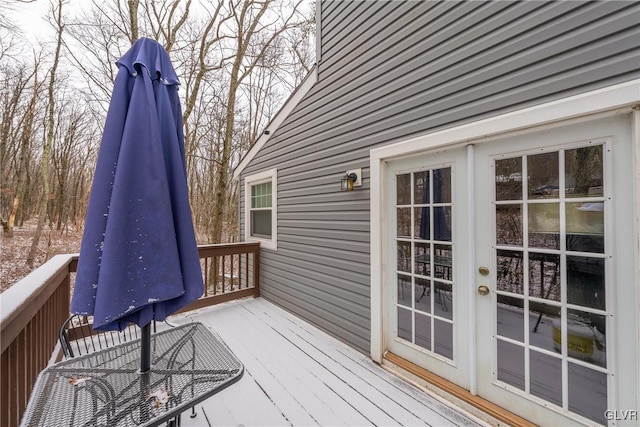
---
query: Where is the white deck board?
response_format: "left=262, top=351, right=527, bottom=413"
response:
left=173, top=297, right=485, bottom=427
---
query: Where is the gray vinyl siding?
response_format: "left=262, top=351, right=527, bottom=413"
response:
left=239, top=0, right=640, bottom=354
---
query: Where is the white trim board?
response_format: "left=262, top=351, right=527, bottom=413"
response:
left=369, top=79, right=640, bottom=363
left=233, top=67, right=318, bottom=179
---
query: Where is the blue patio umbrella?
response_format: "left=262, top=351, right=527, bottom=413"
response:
left=71, top=38, right=203, bottom=371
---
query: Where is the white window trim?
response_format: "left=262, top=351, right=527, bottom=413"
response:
left=244, top=168, right=277, bottom=250
left=370, top=79, right=640, bottom=364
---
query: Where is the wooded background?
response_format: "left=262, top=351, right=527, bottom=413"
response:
left=0, top=0, right=315, bottom=268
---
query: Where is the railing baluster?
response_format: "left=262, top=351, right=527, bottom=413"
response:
left=204, top=257, right=209, bottom=296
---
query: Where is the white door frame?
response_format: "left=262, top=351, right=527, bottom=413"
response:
left=369, top=80, right=640, bottom=404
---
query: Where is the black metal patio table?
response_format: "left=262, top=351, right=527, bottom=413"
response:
left=21, top=322, right=244, bottom=427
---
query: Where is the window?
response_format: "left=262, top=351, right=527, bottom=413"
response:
left=244, top=168, right=277, bottom=250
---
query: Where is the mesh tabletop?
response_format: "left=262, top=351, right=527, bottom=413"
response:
left=21, top=322, right=244, bottom=427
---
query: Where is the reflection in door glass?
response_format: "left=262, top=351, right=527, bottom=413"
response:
left=397, top=241, right=411, bottom=272
left=496, top=205, right=522, bottom=246
left=568, top=362, right=607, bottom=424
left=397, top=307, right=412, bottom=342
left=397, top=174, right=411, bottom=205
left=566, top=202, right=604, bottom=253
left=434, top=282, right=453, bottom=321
left=528, top=152, right=559, bottom=199
left=567, top=257, right=605, bottom=310
left=434, top=319, right=453, bottom=359
left=529, top=301, right=560, bottom=350
left=528, top=203, right=559, bottom=249
left=528, top=253, right=560, bottom=301
left=496, top=339, right=525, bottom=391
left=495, top=157, right=522, bottom=200
left=415, top=278, right=431, bottom=313
left=415, top=312, right=431, bottom=349
left=497, top=294, right=524, bottom=342
left=414, top=171, right=430, bottom=204
left=433, top=207, right=452, bottom=241
left=530, top=350, right=562, bottom=407
left=414, top=242, right=430, bottom=276
left=493, top=143, right=608, bottom=422
left=496, top=250, right=523, bottom=294
left=566, top=309, right=606, bottom=368
left=397, top=208, right=411, bottom=238
left=395, top=168, right=454, bottom=360
left=397, top=274, right=411, bottom=308
left=433, top=168, right=451, bottom=203
left=414, top=207, right=430, bottom=240
left=565, top=145, right=603, bottom=198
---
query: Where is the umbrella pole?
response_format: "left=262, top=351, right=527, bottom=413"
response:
left=141, top=323, right=151, bottom=373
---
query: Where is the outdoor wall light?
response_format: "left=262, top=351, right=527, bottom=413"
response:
left=340, top=168, right=362, bottom=191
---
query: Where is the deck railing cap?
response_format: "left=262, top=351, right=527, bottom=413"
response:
left=1, top=253, right=77, bottom=327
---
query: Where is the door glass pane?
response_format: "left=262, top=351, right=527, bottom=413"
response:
left=528, top=203, right=559, bottom=249
left=414, top=207, right=430, bottom=239
left=530, top=351, right=562, bottom=407
left=529, top=301, right=560, bottom=351
left=433, top=207, right=452, bottom=241
left=565, top=145, right=603, bottom=198
left=434, top=319, right=453, bottom=359
left=397, top=307, right=412, bottom=342
left=434, top=282, right=452, bottom=320
left=434, top=244, right=452, bottom=281
left=567, top=256, right=605, bottom=310
left=497, top=339, right=525, bottom=390
left=528, top=152, right=559, bottom=199
left=414, top=243, right=430, bottom=276
left=567, top=309, right=606, bottom=368
left=397, top=275, right=411, bottom=308
left=568, top=363, right=607, bottom=425
left=413, top=171, right=429, bottom=204
left=497, top=294, right=524, bottom=342
left=496, top=204, right=522, bottom=246
left=496, top=250, right=523, bottom=294
left=528, top=253, right=560, bottom=301
left=397, top=241, right=411, bottom=272
left=495, top=157, right=522, bottom=201
left=397, top=174, right=411, bottom=205
left=415, top=278, right=430, bottom=313
left=433, top=168, right=451, bottom=203
left=397, top=208, right=411, bottom=238
left=415, top=312, right=431, bottom=350
left=566, top=202, right=604, bottom=253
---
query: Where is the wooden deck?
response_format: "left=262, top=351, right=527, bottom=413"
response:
left=172, top=297, right=487, bottom=427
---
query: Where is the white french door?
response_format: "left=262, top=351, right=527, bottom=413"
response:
left=384, top=146, right=470, bottom=388
left=383, top=115, right=637, bottom=426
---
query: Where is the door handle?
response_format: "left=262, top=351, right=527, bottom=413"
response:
left=477, top=285, right=490, bottom=296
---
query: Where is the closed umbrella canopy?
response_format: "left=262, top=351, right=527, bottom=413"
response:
left=71, top=38, right=203, bottom=332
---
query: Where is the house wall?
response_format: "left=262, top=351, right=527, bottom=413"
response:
left=238, top=0, right=640, bottom=354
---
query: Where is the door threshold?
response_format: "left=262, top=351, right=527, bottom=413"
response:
left=383, top=352, right=537, bottom=427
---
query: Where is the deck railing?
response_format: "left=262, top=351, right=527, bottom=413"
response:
left=0, top=242, right=260, bottom=427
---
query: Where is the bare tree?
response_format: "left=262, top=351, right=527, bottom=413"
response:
left=26, top=0, right=66, bottom=268
left=4, top=57, right=40, bottom=237
left=210, top=0, right=308, bottom=244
